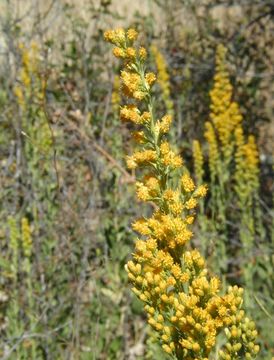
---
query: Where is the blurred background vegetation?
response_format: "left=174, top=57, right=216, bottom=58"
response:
left=0, top=0, right=273, bottom=359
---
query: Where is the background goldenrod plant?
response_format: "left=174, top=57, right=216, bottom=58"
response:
left=0, top=1, right=273, bottom=358
left=104, top=28, right=260, bottom=360
left=151, top=45, right=174, bottom=118
left=192, top=43, right=273, bottom=352
left=4, top=217, right=37, bottom=359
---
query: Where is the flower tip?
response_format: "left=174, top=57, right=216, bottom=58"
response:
left=127, top=28, right=138, bottom=41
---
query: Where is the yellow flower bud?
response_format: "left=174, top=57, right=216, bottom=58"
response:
left=162, top=344, right=172, bottom=354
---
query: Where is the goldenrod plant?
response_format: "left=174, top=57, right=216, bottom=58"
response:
left=151, top=45, right=174, bottom=117
left=204, top=44, right=242, bottom=232
left=105, top=28, right=259, bottom=360
left=191, top=45, right=273, bottom=353
left=14, top=42, right=56, bottom=224
left=14, top=41, right=59, bottom=263
left=1, top=42, right=58, bottom=358
left=14, top=42, right=53, bottom=165
left=4, top=217, right=36, bottom=359
left=21, top=218, right=37, bottom=358
left=234, top=129, right=263, bottom=291
left=193, top=44, right=264, bottom=273
left=234, top=131, right=260, bottom=243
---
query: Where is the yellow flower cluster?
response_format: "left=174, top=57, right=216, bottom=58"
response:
left=244, top=136, right=259, bottom=189
left=7, top=217, right=33, bottom=277
left=21, top=218, right=32, bottom=258
left=192, top=140, right=204, bottom=185
left=235, top=128, right=260, bottom=200
left=196, top=43, right=260, bottom=213
left=14, top=42, right=42, bottom=108
left=14, top=42, right=52, bottom=155
left=151, top=45, right=174, bottom=116
left=128, top=246, right=251, bottom=358
left=105, top=29, right=259, bottom=359
left=220, top=312, right=260, bottom=359
left=208, top=44, right=243, bottom=165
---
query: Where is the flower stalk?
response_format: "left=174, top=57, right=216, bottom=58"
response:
left=104, top=28, right=259, bottom=359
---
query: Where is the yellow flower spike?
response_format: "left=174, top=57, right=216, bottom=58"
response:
left=21, top=217, right=32, bottom=258
left=234, top=124, right=260, bottom=247
left=14, top=86, right=25, bottom=106
left=151, top=45, right=174, bottom=116
left=105, top=29, right=259, bottom=360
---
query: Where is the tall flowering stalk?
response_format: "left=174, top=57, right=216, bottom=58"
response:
left=207, top=45, right=243, bottom=168
left=4, top=217, right=36, bottom=358
left=204, top=45, right=243, bottom=232
left=14, top=42, right=52, bottom=160
left=105, top=29, right=259, bottom=359
left=234, top=130, right=260, bottom=242
left=193, top=44, right=263, bottom=275
left=151, top=45, right=174, bottom=117
left=234, top=129, right=261, bottom=289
